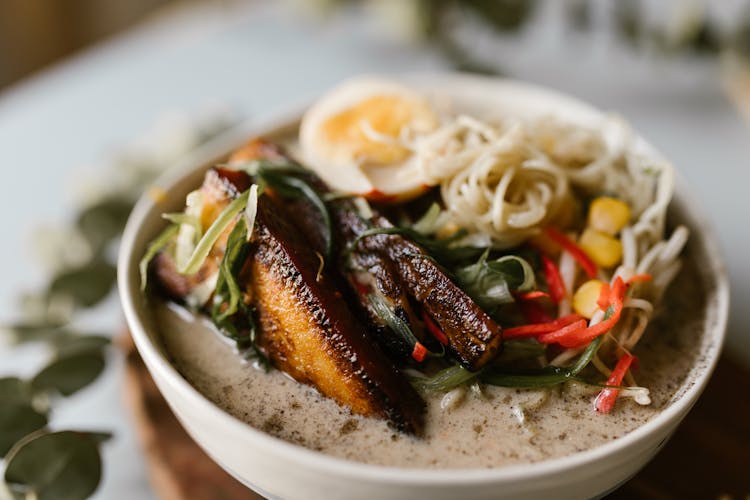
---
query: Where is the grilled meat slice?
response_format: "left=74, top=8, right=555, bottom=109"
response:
left=339, top=210, right=503, bottom=370
left=229, top=138, right=503, bottom=370
left=250, top=195, right=424, bottom=434
left=152, top=161, right=425, bottom=434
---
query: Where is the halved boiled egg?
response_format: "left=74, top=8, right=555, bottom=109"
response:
left=299, top=76, right=439, bottom=202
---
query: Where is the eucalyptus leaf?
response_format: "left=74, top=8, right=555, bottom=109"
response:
left=53, top=335, right=110, bottom=358
left=48, top=260, right=116, bottom=309
left=31, top=351, right=106, bottom=397
left=463, top=0, right=536, bottom=32
left=76, top=198, right=133, bottom=254
left=0, top=403, right=48, bottom=457
left=0, top=377, right=32, bottom=404
left=4, top=431, right=106, bottom=500
left=0, top=321, right=71, bottom=345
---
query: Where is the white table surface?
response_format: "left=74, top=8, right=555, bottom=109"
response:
left=0, top=1, right=747, bottom=498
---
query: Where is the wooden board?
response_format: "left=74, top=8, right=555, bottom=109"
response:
left=121, top=335, right=750, bottom=499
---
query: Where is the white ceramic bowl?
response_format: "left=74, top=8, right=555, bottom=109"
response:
left=118, top=74, right=729, bottom=500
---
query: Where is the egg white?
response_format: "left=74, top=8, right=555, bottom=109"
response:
left=299, top=76, right=438, bottom=201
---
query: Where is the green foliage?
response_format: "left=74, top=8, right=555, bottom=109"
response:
left=48, top=260, right=117, bottom=309
left=0, top=404, right=48, bottom=457
left=31, top=351, right=106, bottom=397
left=4, top=431, right=110, bottom=500
left=1, top=110, right=238, bottom=498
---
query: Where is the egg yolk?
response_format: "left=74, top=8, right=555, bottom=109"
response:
left=321, top=95, right=435, bottom=166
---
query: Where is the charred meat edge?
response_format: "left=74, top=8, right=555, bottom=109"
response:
left=230, top=139, right=503, bottom=371
left=153, top=158, right=425, bottom=434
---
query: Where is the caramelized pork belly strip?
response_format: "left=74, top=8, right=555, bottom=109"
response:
left=229, top=138, right=503, bottom=370
left=338, top=210, right=503, bottom=371
left=228, top=139, right=426, bottom=357
left=250, top=195, right=425, bottom=434
left=152, top=161, right=425, bottom=434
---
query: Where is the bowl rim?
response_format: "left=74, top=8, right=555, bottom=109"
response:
left=118, top=72, right=729, bottom=485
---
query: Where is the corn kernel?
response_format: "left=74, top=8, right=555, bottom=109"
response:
left=573, top=279, right=605, bottom=319
left=435, top=222, right=460, bottom=240
left=588, top=197, right=630, bottom=235
left=579, top=228, right=623, bottom=268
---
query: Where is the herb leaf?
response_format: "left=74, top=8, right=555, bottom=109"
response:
left=0, top=403, right=48, bottom=457
left=412, top=202, right=442, bottom=235
left=179, top=190, right=249, bottom=275
left=76, top=198, right=133, bottom=256
left=48, top=259, right=116, bottom=309
left=411, top=364, right=478, bottom=393
left=454, top=250, right=535, bottom=311
left=256, top=164, right=333, bottom=262
left=139, top=224, right=178, bottom=291
left=31, top=351, right=106, bottom=397
left=4, top=431, right=109, bottom=500
left=367, top=293, right=420, bottom=347
left=481, top=336, right=603, bottom=388
left=0, top=377, right=32, bottom=404
left=212, top=221, right=249, bottom=322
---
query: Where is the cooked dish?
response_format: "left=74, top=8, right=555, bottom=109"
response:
left=141, top=77, right=691, bottom=446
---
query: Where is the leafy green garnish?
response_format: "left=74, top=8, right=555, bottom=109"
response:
left=162, top=212, right=202, bottom=238
left=178, top=189, right=250, bottom=275
left=139, top=224, right=178, bottom=291
left=209, top=208, right=268, bottom=368
left=367, top=293, right=420, bottom=347
left=413, top=336, right=603, bottom=392
left=454, top=250, right=535, bottom=311
left=480, top=336, right=603, bottom=388
left=254, top=161, right=333, bottom=262
left=411, top=364, right=478, bottom=393
left=212, top=222, right=250, bottom=322
left=412, top=202, right=442, bottom=235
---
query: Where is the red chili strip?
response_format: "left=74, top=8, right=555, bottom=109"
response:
left=411, top=342, right=428, bottom=362
left=516, top=290, right=551, bottom=301
left=541, top=277, right=627, bottom=348
left=541, top=255, right=566, bottom=303
left=421, top=310, right=449, bottom=346
left=627, top=273, right=653, bottom=285
left=504, top=313, right=584, bottom=339
left=544, top=227, right=598, bottom=279
left=537, top=319, right=588, bottom=344
left=597, top=281, right=611, bottom=310
left=595, top=353, right=635, bottom=414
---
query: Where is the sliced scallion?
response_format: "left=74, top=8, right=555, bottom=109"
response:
left=139, top=224, right=178, bottom=291
left=178, top=190, right=249, bottom=276
left=213, top=221, right=249, bottom=321
left=243, top=184, right=259, bottom=241
left=412, top=202, right=442, bottom=235
left=455, top=250, right=536, bottom=311
left=367, top=293, right=420, bottom=347
left=411, top=364, right=478, bottom=393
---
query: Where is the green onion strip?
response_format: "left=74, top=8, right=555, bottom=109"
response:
left=139, top=224, right=179, bottom=291
left=178, top=190, right=249, bottom=276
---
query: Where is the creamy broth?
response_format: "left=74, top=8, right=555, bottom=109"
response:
left=150, top=208, right=712, bottom=468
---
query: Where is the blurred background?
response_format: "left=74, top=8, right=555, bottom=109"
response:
left=1, top=0, right=749, bottom=498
